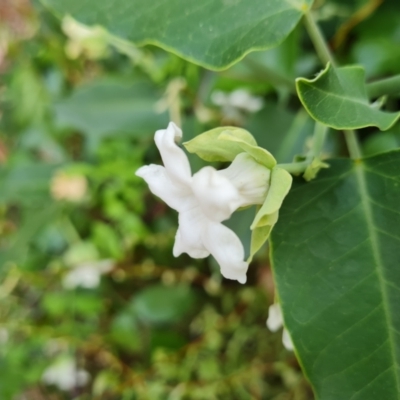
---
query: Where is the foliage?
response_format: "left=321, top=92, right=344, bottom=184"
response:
left=1, top=0, right=400, bottom=399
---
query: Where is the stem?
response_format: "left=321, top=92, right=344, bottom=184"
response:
left=243, top=58, right=296, bottom=93
left=303, top=12, right=363, bottom=160
left=62, top=216, right=81, bottom=244
left=278, top=161, right=310, bottom=174
left=278, top=122, right=328, bottom=175
left=367, top=75, right=400, bottom=98
left=303, top=11, right=336, bottom=67
left=309, top=122, right=328, bottom=160
left=344, top=130, right=362, bottom=160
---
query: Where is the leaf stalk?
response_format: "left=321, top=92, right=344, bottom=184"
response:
left=367, top=75, right=400, bottom=99
left=303, top=11, right=362, bottom=160
left=303, top=11, right=336, bottom=67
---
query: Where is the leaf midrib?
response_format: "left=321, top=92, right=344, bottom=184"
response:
left=355, top=162, right=400, bottom=396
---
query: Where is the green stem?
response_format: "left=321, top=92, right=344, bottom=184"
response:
left=309, top=122, right=328, bottom=160
left=278, top=122, right=328, bottom=175
left=367, top=75, right=400, bottom=98
left=62, top=216, right=81, bottom=244
left=243, top=58, right=296, bottom=92
left=303, top=11, right=363, bottom=160
left=344, top=130, right=362, bottom=160
left=303, top=11, right=336, bottom=67
left=278, top=161, right=310, bottom=174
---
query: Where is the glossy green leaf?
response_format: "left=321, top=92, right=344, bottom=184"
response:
left=270, top=150, right=400, bottom=400
left=42, top=0, right=313, bottom=69
left=296, top=63, right=400, bottom=130
left=53, top=78, right=168, bottom=139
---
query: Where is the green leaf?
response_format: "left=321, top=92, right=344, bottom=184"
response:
left=41, top=0, right=313, bottom=69
left=245, top=105, right=314, bottom=164
left=53, top=78, right=168, bottom=139
left=110, top=312, right=141, bottom=352
left=296, top=63, right=400, bottom=130
left=0, top=163, right=56, bottom=205
left=132, top=284, right=196, bottom=325
left=42, top=292, right=103, bottom=317
left=363, top=125, right=400, bottom=157
left=270, top=150, right=400, bottom=399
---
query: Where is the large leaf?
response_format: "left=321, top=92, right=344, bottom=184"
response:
left=270, top=150, right=400, bottom=400
left=42, top=0, right=313, bottom=69
left=53, top=78, right=168, bottom=139
left=0, top=163, right=56, bottom=205
left=296, top=63, right=400, bottom=130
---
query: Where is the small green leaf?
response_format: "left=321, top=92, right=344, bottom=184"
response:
left=132, top=284, right=196, bottom=325
left=249, top=167, right=292, bottom=260
left=271, top=150, right=400, bottom=399
left=303, top=158, right=329, bottom=181
left=42, top=0, right=314, bottom=69
left=183, top=127, right=257, bottom=162
left=296, top=63, right=400, bottom=130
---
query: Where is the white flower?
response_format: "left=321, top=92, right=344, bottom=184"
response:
left=136, top=122, right=270, bottom=283
left=42, top=358, right=90, bottom=391
left=282, top=328, right=294, bottom=351
left=267, top=303, right=294, bottom=351
left=63, top=259, right=114, bottom=289
left=211, top=89, right=263, bottom=115
left=62, top=16, right=108, bottom=60
left=266, top=303, right=283, bottom=332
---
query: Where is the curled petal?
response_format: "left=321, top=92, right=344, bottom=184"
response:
left=219, top=153, right=270, bottom=206
left=136, top=164, right=191, bottom=212
left=192, top=166, right=242, bottom=222
left=173, top=200, right=210, bottom=259
left=154, top=122, right=192, bottom=185
left=202, top=221, right=248, bottom=284
left=266, top=303, right=283, bottom=332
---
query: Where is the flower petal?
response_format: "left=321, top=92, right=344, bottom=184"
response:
left=63, top=266, right=101, bottom=289
left=173, top=199, right=210, bottom=259
left=219, top=153, right=270, bottom=206
left=136, top=164, right=191, bottom=212
left=266, top=303, right=283, bottom=332
left=154, top=122, right=192, bottom=185
left=282, top=328, right=294, bottom=351
left=192, top=166, right=242, bottom=222
left=202, top=221, right=248, bottom=283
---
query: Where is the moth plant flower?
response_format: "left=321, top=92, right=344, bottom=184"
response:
left=267, top=303, right=294, bottom=351
left=136, top=122, right=292, bottom=284
left=42, top=357, right=90, bottom=391
left=211, top=88, right=263, bottom=123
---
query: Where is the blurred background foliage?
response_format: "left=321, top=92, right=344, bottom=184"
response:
left=0, top=0, right=399, bottom=398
